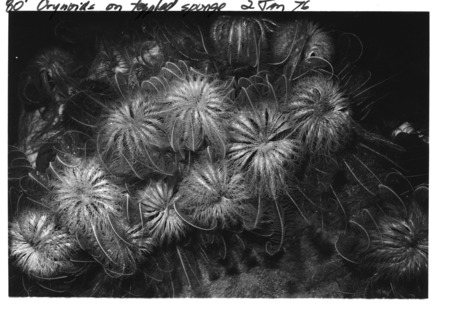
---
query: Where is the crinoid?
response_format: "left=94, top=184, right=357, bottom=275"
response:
left=272, top=19, right=335, bottom=80
left=149, top=19, right=209, bottom=68
left=144, top=61, right=233, bottom=157
left=285, top=73, right=354, bottom=158
left=21, top=47, right=78, bottom=110
left=18, top=48, right=79, bottom=167
left=228, top=102, right=299, bottom=198
left=178, top=160, right=254, bottom=230
left=49, top=156, right=144, bottom=276
left=124, top=39, right=165, bottom=88
left=97, top=89, right=174, bottom=178
left=136, top=178, right=188, bottom=246
left=363, top=209, right=428, bottom=296
left=337, top=185, right=428, bottom=298
left=9, top=209, right=79, bottom=278
left=49, top=156, right=123, bottom=236
left=88, top=39, right=130, bottom=93
left=284, top=69, right=405, bottom=201
left=210, top=15, right=276, bottom=75
left=227, top=93, right=300, bottom=254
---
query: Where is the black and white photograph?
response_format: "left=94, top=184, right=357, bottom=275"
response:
left=3, top=0, right=441, bottom=309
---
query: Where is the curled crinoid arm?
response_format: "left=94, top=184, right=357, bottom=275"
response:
left=9, top=210, right=80, bottom=278
left=159, top=60, right=190, bottom=82
left=178, top=160, right=255, bottom=230
left=235, top=72, right=291, bottom=114
left=97, top=90, right=174, bottom=178
left=8, top=145, right=42, bottom=193
left=333, top=31, right=364, bottom=78
left=272, top=19, right=335, bottom=80
left=33, top=128, right=102, bottom=177
left=136, top=178, right=188, bottom=246
left=228, top=102, right=300, bottom=198
left=141, top=60, right=190, bottom=96
left=285, top=74, right=355, bottom=159
left=85, top=217, right=142, bottom=277
left=127, top=38, right=165, bottom=70
left=61, top=79, right=119, bottom=138
left=163, top=65, right=233, bottom=156
left=210, top=15, right=276, bottom=73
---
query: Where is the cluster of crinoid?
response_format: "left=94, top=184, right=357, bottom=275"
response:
left=9, top=14, right=427, bottom=298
